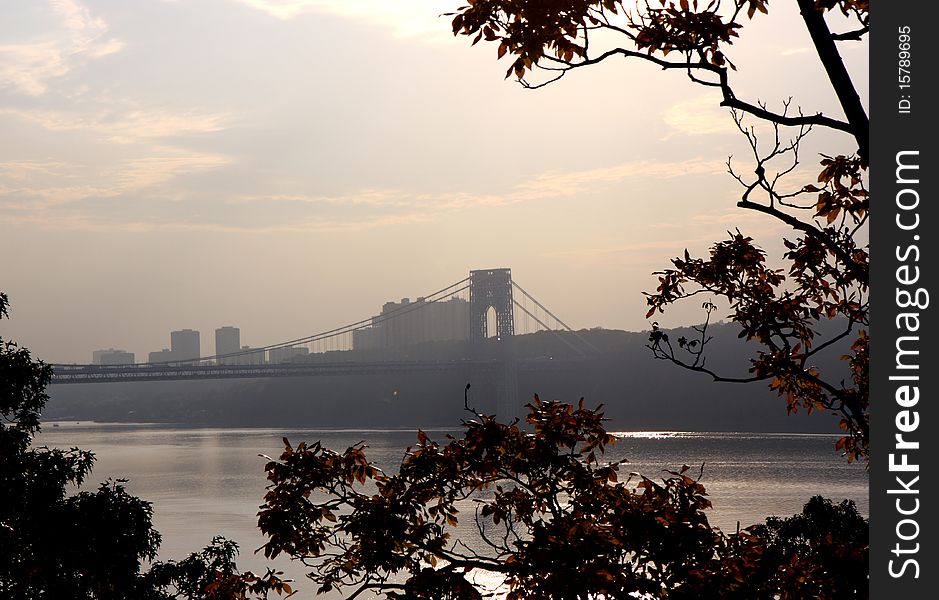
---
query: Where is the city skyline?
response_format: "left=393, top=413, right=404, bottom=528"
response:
left=81, top=274, right=532, bottom=364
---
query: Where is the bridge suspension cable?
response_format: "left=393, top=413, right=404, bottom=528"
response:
left=511, top=281, right=601, bottom=356
left=140, top=277, right=470, bottom=366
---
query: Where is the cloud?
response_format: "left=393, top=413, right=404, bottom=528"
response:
left=224, top=157, right=731, bottom=230
left=512, top=158, right=727, bottom=201
left=0, top=0, right=124, bottom=96
left=0, top=150, right=231, bottom=210
left=1, top=107, right=233, bottom=144
left=111, top=153, right=232, bottom=191
left=543, top=216, right=790, bottom=265
left=689, top=210, right=772, bottom=226
left=230, top=157, right=727, bottom=212
left=233, top=0, right=455, bottom=41
left=231, top=188, right=504, bottom=211
left=2, top=156, right=728, bottom=234
left=0, top=207, right=433, bottom=235
left=0, top=160, right=72, bottom=181
left=544, top=236, right=720, bottom=261
left=0, top=42, right=69, bottom=96
left=662, top=94, right=735, bottom=137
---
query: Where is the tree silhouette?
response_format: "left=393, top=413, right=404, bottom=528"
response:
left=447, top=0, right=869, bottom=462
left=1, top=291, right=157, bottom=599
left=0, top=291, right=291, bottom=600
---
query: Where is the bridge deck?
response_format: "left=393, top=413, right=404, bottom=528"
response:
left=50, top=358, right=579, bottom=384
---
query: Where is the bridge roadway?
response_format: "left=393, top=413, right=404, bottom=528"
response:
left=50, top=357, right=580, bottom=384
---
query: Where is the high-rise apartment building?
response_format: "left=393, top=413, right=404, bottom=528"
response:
left=215, top=326, right=240, bottom=365
left=92, top=348, right=135, bottom=365
left=353, top=297, right=470, bottom=351
left=170, top=329, right=200, bottom=363
left=269, top=346, right=309, bottom=364
left=237, top=346, right=266, bottom=365
left=148, top=349, right=176, bottom=364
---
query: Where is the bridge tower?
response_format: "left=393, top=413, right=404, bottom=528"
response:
left=468, top=268, right=518, bottom=418
left=469, top=268, right=515, bottom=341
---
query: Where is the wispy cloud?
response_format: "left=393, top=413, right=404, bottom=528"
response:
left=544, top=236, right=721, bottom=261
left=1, top=107, right=233, bottom=144
left=0, top=0, right=123, bottom=95
left=233, top=0, right=455, bottom=41
left=231, top=189, right=504, bottom=211
left=0, top=160, right=72, bottom=181
left=233, top=158, right=728, bottom=212
left=0, top=208, right=433, bottom=235
left=543, top=216, right=790, bottom=265
left=513, top=158, right=727, bottom=200
left=111, top=153, right=232, bottom=191
left=0, top=41, right=69, bottom=96
left=2, top=156, right=728, bottom=233
left=689, top=210, right=772, bottom=226
left=234, top=157, right=728, bottom=229
left=662, top=94, right=735, bottom=138
left=0, top=150, right=231, bottom=210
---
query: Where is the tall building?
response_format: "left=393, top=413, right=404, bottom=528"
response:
left=237, top=346, right=266, bottom=365
left=215, top=326, right=240, bottom=365
left=170, top=329, right=200, bottom=363
left=269, top=346, right=309, bottom=364
left=92, top=348, right=135, bottom=365
left=353, top=297, right=470, bottom=350
left=92, top=349, right=108, bottom=364
left=148, top=349, right=176, bottom=364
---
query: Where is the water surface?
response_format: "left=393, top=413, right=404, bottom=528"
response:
left=37, top=423, right=868, bottom=596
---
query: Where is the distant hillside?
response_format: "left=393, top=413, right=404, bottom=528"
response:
left=45, top=321, right=853, bottom=433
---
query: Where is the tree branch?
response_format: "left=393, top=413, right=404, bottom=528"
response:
left=736, top=199, right=868, bottom=286
left=716, top=67, right=852, bottom=134
left=831, top=26, right=869, bottom=41
left=542, top=46, right=855, bottom=135
left=796, top=0, right=869, bottom=158
left=652, top=352, right=766, bottom=384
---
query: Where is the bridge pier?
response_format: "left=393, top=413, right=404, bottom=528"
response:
left=495, top=359, right=520, bottom=421
left=467, top=268, right=521, bottom=419
left=466, top=357, right=520, bottom=421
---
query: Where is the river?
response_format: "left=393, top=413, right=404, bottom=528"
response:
left=36, top=422, right=868, bottom=597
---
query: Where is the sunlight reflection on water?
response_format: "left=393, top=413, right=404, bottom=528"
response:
left=36, top=424, right=867, bottom=599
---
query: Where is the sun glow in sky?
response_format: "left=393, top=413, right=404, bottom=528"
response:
left=0, top=1, right=866, bottom=362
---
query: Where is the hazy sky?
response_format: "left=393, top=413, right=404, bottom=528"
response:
left=0, top=0, right=867, bottom=363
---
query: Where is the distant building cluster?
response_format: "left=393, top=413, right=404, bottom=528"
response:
left=92, top=348, right=135, bottom=365
left=93, top=296, right=470, bottom=366
left=269, top=346, right=309, bottom=363
left=353, top=297, right=470, bottom=350
left=89, top=326, right=305, bottom=366
left=145, top=328, right=202, bottom=365
left=212, top=326, right=269, bottom=365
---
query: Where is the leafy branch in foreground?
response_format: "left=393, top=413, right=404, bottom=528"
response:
left=257, top=396, right=867, bottom=599
left=645, top=117, right=868, bottom=462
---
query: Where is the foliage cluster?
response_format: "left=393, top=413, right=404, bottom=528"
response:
left=256, top=390, right=868, bottom=599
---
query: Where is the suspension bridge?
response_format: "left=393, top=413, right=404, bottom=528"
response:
left=50, top=269, right=601, bottom=390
